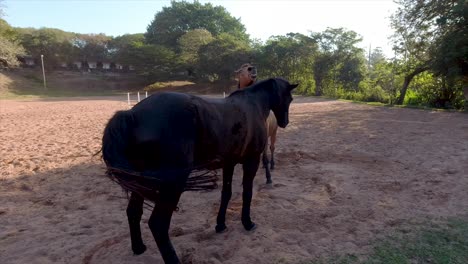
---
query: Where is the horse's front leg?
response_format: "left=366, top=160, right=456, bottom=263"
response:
left=148, top=191, right=182, bottom=264
left=126, top=192, right=146, bottom=255
left=242, top=156, right=261, bottom=231
left=216, top=163, right=235, bottom=233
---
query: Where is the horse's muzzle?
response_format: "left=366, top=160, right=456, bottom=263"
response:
left=249, top=67, right=257, bottom=80
left=278, top=119, right=288, bottom=128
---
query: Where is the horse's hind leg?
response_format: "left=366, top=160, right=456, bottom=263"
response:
left=262, top=150, right=272, bottom=184
left=148, top=190, right=182, bottom=264
left=216, top=163, right=234, bottom=233
left=126, top=192, right=146, bottom=255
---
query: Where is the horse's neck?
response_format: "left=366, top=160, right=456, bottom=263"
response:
left=243, top=88, right=271, bottom=120
left=238, top=79, right=255, bottom=90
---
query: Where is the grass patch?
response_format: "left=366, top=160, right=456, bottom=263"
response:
left=144, top=80, right=195, bottom=92
left=331, top=97, right=466, bottom=112
left=301, top=217, right=468, bottom=264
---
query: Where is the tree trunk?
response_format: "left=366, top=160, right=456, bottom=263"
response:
left=396, top=66, right=429, bottom=105
left=463, top=72, right=468, bottom=101
left=314, top=78, right=323, bottom=96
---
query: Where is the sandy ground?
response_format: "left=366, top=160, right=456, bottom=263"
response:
left=1, top=95, right=467, bottom=264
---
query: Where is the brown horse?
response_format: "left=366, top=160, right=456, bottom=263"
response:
left=102, top=78, right=298, bottom=263
left=235, top=64, right=279, bottom=184
left=262, top=112, right=278, bottom=184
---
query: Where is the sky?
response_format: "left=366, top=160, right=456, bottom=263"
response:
left=2, top=0, right=398, bottom=57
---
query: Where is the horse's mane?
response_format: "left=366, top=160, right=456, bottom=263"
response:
left=228, top=78, right=277, bottom=98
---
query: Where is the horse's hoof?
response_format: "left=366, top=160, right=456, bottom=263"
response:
left=215, top=224, right=227, bottom=233
left=132, top=244, right=147, bottom=255
left=243, top=221, right=256, bottom=231
left=266, top=179, right=273, bottom=184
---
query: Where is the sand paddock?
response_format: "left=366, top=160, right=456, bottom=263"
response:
left=1, top=96, right=467, bottom=263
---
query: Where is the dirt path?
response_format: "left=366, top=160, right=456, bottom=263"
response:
left=1, top=96, right=467, bottom=264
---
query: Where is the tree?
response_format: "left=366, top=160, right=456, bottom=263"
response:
left=177, top=29, right=214, bottom=77
left=1, top=5, right=26, bottom=68
left=391, top=0, right=467, bottom=105
left=145, top=1, right=248, bottom=48
left=197, top=33, right=251, bottom=82
left=338, top=56, right=366, bottom=91
left=0, top=18, right=25, bottom=68
left=73, top=33, right=111, bottom=62
left=120, top=41, right=180, bottom=82
left=312, top=53, right=333, bottom=96
left=369, top=47, right=386, bottom=70
left=16, top=27, right=76, bottom=68
left=108, top=33, right=144, bottom=62
left=256, top=33, right=317, bottom=93
left=311, top=28, right=365, bottom=95
left=429, top=0, right=467, bottom=108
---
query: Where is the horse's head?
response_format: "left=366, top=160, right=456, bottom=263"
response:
left=268, top=78, right=298, bottom=128
left=235, top=63, right=257, bottom=89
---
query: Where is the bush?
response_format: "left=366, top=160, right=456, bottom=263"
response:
left=404, top=89, right=425, bottom=106
left=358, top=82, right=390, bottom=103
left=321, top=81, right=390, bottom=104
left=295, top=78, right=315, bottom=95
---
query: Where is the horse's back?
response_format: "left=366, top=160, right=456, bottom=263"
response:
left=127, top=92, right=200, bottom=168
left=129, top=91, right=266, bottom=167
left=131, top=92, right=198, bottom=137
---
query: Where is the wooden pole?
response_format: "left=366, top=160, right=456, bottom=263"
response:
left=41, top=55, right=47, bottom=90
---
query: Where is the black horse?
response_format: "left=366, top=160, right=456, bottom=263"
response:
left=102, top=78, right=298, bottom=263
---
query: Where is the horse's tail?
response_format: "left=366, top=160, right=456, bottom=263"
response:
left=102, top=110, right=162, bottom=200
left=102, top=110, right=135, bottom=171
left=101, top=110, right=218, bottom=201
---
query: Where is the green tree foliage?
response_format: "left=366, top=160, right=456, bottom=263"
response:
left=73, top=33, right=111, bottom=62
left=0, top=18, right=25, bottom=68
left=145, top=1, right=248, bottom=48
left=197, top=33, right=251, bottom=82
left=364, top=50, right=402, bottom=104
left=391, top=0, right=467, bottom=106
left=108, top=33, right=144, bottom=62
left=177, top=29, right=214, bottom=77
left=123, top=42, right=179, bottom=82
left=107, top=34, right=179, bottom=79
left=16, top=27, right=76, bottom=68
left=429, top=0, right=467, bottom=109
left=256, top=33, right=317, bottom=93
left=369, top=47, right=386, bottom=70
left=311, top=28, right=365, bottom=96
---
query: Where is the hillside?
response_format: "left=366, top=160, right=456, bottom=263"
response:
left=0, top=69, right=146, bottom=99
left=0, top=69, right=237, bottom=99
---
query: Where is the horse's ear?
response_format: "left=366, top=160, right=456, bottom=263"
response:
left=288, top=84, right=299, bottom=91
